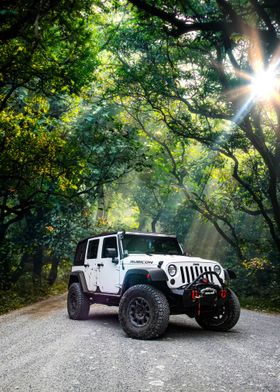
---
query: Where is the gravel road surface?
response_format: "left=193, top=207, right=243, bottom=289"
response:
left=0, top=294, right=279, bottom=392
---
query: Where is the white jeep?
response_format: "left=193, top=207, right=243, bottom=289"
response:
left=67, top=231, right=240, bottom=339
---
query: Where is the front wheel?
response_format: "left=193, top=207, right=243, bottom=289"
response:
left=67, top=282, right=90, bottom=320
left=119, top=284, right=170, bottom=340
left=195, top=289, right=240, bottom=331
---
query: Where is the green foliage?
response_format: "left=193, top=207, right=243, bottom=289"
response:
left=0, top=1, right=146, bottom=291
left=1, top=0, right=280, bottom=313
left=0, top=259, right=70, bottom=315
left=103, top=2, right=280, bottom=264
left=0, top=0, right=99, bottom=99
left=240, top=297, right=280, bottom=313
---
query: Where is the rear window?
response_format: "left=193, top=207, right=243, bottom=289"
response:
left=87, top=239, right=99, bottom=259
left=74, top=240, right=87, bottom=266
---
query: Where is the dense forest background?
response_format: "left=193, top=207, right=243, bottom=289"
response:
left=1, top=0, right=280, bottom=313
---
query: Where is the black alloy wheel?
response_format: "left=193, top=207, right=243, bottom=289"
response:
left=119, top=284, right=170, bottom=340
left=128, top=297, right=151, bottom=327
left=67, top=282, right=90, bottom=320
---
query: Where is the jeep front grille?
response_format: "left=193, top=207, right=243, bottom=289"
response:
left=180, top=265, right=215, bottom=284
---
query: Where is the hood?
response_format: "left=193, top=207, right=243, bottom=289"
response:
left=123, top=254, right=224, bottom=288
left=123, top=254, right=220, bottom=266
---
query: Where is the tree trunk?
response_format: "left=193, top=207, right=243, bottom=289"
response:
left=0, top=245, right=11, bottom=290
left=151, top=211, right=162, bottom=232
left=32, top=246, right=44, bottom=286
left=96, top=185, right=107, bottom=221
left=10, top=252, right=29, bottom=284
left=47, top=257, right=60, bottom=286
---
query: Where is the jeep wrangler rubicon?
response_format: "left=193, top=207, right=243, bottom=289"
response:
left=67, top=231, right=240, bottom=339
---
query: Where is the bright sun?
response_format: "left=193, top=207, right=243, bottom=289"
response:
left=228, top=65, right=280, bottom=105
left=250, top=68, right=278, bottom=100
left=226, top=34, right=280, bottom=105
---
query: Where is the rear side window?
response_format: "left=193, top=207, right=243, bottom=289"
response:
left=87, top=239, right=99, bottom=259
left=74, top=240, right=87, bottom=266
left=102, top=236, right=118, bottom=258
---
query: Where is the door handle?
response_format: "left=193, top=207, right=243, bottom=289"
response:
left=97, top=263, right=104, bottom=267
left=84, top=263, right=89, bottom=267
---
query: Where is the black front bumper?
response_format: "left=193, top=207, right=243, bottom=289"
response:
left=181, top=271, right=227, bottom=308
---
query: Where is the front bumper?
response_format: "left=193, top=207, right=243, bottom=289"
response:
left=173, top=271, right=227, bottom=308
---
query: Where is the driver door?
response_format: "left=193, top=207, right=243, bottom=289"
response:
left=97, top=236, right=120, bottom=294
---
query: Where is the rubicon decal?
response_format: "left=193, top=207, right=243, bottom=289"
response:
left=129, top=260, right=153, bottom=264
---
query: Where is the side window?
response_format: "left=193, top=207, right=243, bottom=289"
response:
left=102, top=236, right=118, bottom=258
left=87, top=239, right=99, bottom=259
left=74, top=240, right=87, bottom=266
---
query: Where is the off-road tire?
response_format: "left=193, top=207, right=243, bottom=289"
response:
left=195, top=289, right=240, bottom=331
left=119, top=284, right=170, bottom=340
left=67, top=282, right=90, bottom=320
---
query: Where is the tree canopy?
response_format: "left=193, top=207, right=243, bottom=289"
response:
left=1, top=0, right=280, bottom=309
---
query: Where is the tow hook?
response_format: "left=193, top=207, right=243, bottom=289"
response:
left=191, top=289, right=201, bottom=300
left=220, top=289, right=227, bottom=299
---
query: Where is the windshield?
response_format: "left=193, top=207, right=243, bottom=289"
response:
left=122, top=234, right=183, bottom=255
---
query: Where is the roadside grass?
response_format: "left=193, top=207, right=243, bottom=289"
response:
left=0, top=263, right=70, bottom=315
left=240, top=296, right=280, bottom=313
left=0, top=280, right=68, bottom=315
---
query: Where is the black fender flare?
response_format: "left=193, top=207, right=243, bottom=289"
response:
left=68, top=271, right=89, bottom=292
left=122, top=268, right=168, bottom=293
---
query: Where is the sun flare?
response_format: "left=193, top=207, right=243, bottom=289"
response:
left=250, top=68, right=278, bottom=100
left=225, top=33, right=280, bottom=106
left=227, top=65, right=280, bottom=105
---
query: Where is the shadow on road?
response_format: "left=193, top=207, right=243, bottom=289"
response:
left=86, top=307, right=241, bottom=341
left=165, top=319, right=241, bottom=340
left=88, top=313, right=119, bottom=323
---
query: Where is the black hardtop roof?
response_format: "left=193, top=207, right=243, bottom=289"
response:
left=78, top=231, right=177, bottom=244
left=125, top=231, right=177, bottom=238
left=77, top=231, right=118, bottom=244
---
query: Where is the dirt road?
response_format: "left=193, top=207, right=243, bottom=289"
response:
left=0, top=294, right=279, bottom=392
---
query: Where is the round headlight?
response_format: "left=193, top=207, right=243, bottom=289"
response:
left=168, top=264, right=177, bottom=277
left=214, top=264, right=221, bottom=275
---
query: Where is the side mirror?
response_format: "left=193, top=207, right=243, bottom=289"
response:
left=123, top=250, right=129, bottom=258
left=105, top=248, right=118, bottom=258
left=225, top=269, right=237, bottom=280
left=183, top=250, right=191, bottom=256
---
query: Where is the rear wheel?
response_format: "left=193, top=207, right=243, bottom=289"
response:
left=119, top=284, right=170, bottom=339
left=67, top=282, right=90, bottom=320
left=195, top=289, right=240, bottom=331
